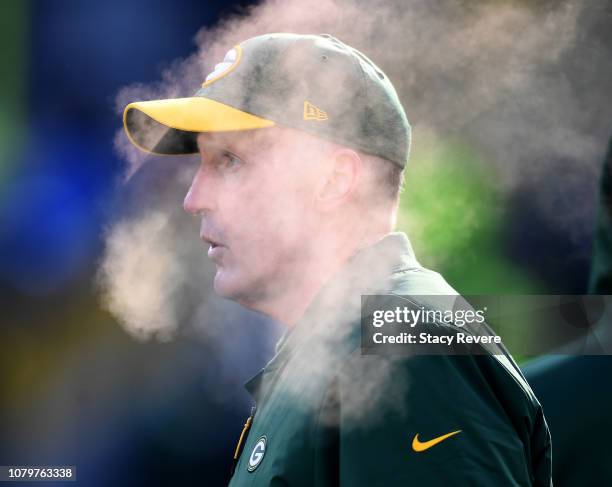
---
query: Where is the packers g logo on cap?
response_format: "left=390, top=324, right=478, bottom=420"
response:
left=247, top=435, right=267, bottom=472
left=202, top=45, right=242, bottom=87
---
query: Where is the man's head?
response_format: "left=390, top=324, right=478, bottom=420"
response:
left=182, top=125, right=404, bottom=308
left=123, top=32, right=410, bottom=320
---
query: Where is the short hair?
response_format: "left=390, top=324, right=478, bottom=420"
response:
left=295, top=130, right=405, bottom=207
left=360, top=152, right=405, bottom=206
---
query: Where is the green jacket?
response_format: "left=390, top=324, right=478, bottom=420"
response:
left=228, top=233, right=552, bottom=486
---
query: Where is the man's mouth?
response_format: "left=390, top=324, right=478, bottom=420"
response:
left=201, top=234, right=227, bottom=261
left=201, top=235, right=224, bottom=247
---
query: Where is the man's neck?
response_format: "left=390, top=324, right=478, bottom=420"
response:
left=248, top=230, right=390, bottom=327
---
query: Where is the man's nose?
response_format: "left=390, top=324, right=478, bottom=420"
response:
left=183, top=168, right=215, bottom=215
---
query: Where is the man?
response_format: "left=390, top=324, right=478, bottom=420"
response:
left=123, top=33, right=551, bottom=486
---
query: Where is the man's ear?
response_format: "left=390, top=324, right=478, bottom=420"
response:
left=314, top=148, right=362, bottom=211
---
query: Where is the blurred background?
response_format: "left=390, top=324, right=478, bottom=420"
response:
left=0, top=0, right=610, bottom=486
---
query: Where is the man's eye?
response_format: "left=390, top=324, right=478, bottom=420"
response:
left=219, top=152, right=243, bottom=170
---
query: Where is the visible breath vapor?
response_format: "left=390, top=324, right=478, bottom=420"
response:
left=98, top=211, right=182, bottom=341
left=100, top=0, right=611, bottom=422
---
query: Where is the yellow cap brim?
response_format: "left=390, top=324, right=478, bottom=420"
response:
left=123, top=97, right=275, bottom=155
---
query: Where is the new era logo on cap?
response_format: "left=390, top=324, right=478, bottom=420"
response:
left=303, top=101, right=328, bottom=121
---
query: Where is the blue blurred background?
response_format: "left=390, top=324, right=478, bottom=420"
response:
left=0, top=1, right=609, bottom=486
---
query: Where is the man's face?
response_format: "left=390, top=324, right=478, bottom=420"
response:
left=183, top=127, right=323, bottom=307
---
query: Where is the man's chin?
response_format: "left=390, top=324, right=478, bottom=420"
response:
left=213, top=269, right=247, bottom=300
left=212, top=270, right=237, bottom=298
left=212, top=269, right=265, bottom=308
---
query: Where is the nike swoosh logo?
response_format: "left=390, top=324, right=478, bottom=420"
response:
left=412, top=430, right=462, bottom=452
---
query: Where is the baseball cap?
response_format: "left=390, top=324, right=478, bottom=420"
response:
left=123, top=33, right=411, bottom=168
